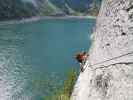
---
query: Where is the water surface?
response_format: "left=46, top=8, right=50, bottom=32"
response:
left=0, top=18, right=95, bottom=100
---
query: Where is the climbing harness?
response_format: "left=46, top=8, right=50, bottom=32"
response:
left=83, top=51, right=133, bottom=71
left=80, top=55, right=89, bottom=72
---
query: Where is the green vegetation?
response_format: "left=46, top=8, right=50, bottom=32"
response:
left=0, top=0, right=37, bottom=20
left=0, top=0, right=102, bottom=21
left=45, top=68, right=77, bottom=100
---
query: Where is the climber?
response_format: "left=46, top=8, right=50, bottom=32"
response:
left=75, top=51, right=88, bottom=72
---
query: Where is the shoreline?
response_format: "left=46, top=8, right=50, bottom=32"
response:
left=0, top=15, right=96, bottom=25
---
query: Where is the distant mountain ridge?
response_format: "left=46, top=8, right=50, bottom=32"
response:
left=0, top=0, right=101, bottom=20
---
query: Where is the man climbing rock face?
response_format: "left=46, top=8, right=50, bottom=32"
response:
left=75, top=52, right=88, bottom=72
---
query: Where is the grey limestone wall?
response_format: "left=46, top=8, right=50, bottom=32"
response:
left=71, top=0, right=133, bottom=100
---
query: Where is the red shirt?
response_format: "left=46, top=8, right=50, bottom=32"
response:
left=76, top=53, right=87, bottom=63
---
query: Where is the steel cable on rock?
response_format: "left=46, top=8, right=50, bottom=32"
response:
left=83, top=51, right=133, bottom=71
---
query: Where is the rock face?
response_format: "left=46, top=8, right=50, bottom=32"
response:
left=71, top=0, right=133, bottom=100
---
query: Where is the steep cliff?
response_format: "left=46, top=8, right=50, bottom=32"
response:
left=71, top=0, right=133, bottom=100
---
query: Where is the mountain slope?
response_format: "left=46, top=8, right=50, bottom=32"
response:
left=0, top=0, right=101, bottom=20
left=0, top=0, right=37, bottom=20
left=37, top=0, right=63, bottom=16
left=38, top=0, right=101, bottom=16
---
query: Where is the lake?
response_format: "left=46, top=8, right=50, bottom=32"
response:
left=0, top=18, right=95, bottom=100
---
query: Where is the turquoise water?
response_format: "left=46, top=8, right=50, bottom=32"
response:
left=0, top=18, right=95, bottom=100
